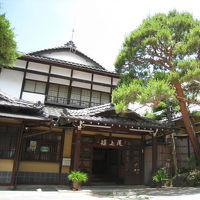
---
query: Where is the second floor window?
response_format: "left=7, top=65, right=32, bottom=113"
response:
left=24, top=80, right=46, bottom=94
left=70, top=88, right=90, bottom=107
left=47, top=84, right=68, bottom=104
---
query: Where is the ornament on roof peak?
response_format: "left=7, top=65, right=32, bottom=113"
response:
left=65, top=40, right=76, bottom=50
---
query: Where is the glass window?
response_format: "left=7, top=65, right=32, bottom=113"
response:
left=81, top=89, right=90, bottom=107
left=70, top=87, right=81, bottom=106
left=35, top=82, right=46, bottom=93
left=24, top=80, right=35, bottom=92
left=24, top=80, right=46, bottom=94
left=91, top=91, right=100, bottom=106
left=47, top=84, right=68, bottom=104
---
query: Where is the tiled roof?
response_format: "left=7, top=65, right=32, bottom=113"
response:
left=0, top=91, right=171, bottom=129
left=0, top=91, right=43, bottom=111
left=61, top=103, right=170, bottom=129
left=23, top=41, right=117, bottom=75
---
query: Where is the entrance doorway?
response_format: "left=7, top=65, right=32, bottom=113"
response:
left=92, top=148, right=120, bottom=183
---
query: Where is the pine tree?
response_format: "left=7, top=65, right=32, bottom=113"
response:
left=113, top=10, right=200, bottom=162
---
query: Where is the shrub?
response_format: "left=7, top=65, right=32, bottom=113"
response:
left=186, top=169, right=200, bottom=186
left=68, top=171, right=88, bottom=182
left=152, top=167, right=167, bottom=183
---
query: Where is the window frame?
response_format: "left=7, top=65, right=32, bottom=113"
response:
left=21, top=132, right=63, bottom=163
left=24, top=79, right=47, bottom=95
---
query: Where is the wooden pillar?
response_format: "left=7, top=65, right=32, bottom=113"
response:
left=11, top=124, right=24, bottom=185
left=152, top=133, right=157, bottom=174
left=59, top=132, right=65, bottom=184
left=73, top=128, right=81, bottom=170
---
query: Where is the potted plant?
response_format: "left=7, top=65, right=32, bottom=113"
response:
left=152, top=167, right=166, bottom=188
left=68, top=171, right=88, bottom=191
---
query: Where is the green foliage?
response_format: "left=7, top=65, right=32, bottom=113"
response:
left=68, top=171, right=88, bottom=182
left=191, top=111, right=200, bottom=117
left=187, top=169, right=200, bottom=186
left=113, top=10, right=200, bottom=113
left=113, top=77, right=175, bottom=113
left=152, top=167, right=167, bottom=183
left=0, top=12, right=19, bottom=66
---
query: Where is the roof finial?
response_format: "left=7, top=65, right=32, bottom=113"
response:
left=71, top=29, right=74, bottom=41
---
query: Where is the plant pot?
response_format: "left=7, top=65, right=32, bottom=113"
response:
left=72, top=180, right=81, bottom=191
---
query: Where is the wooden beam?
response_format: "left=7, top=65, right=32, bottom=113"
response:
left=11, top=123, right=24, bottom=185
left=59, top=131, right=65, bottom=184
left=20, top=61, right=29, bottom=99
left=73, top=128, right=81, bottom=170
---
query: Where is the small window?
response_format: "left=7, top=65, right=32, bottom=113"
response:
left=24, top=80, right=46, bottom=94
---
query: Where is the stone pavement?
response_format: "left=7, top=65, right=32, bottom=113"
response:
left=0, top=185, right=200, bottom=200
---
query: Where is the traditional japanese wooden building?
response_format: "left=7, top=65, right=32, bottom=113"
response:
left=0, top=41, right=173, bottom=186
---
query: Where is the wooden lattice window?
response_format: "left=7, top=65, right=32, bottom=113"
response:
left=0, top=126, right=19, bottom=159
left=91, top=91, right=100, bottom=106
left=80, top=89, right=90, bottom=107
left=22, top=134, right=62, bottom=162
left=70, top=87, right=81, bottom=106
left=47, top=84, right=68, bottom=104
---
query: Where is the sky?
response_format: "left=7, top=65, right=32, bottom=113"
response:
left=1, top=0, right=200, bottom=72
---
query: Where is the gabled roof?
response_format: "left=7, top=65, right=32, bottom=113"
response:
left=21, top=41, right=118, bottom=76
left=29, top=41, right=104, bottom=70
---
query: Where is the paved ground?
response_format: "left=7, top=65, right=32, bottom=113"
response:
left=0, top=185, right=200, bottom=200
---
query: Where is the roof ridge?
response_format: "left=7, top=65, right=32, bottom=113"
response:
left=28, top=43, right=105, bottom=70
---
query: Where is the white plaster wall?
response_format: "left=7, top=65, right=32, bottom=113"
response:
left=49, top=77, right=70, bottom=85
left=73, top=70, right=92, bottom=81
left=113, top=78, right=120, bottom=86
left=93, top=84, right=111, bottom=93
left=26, top=73, right=48, bottom=82
left=72, top=81, right=91, bottom=89
left=0, top=69, right=24, bottom=98
left=14, top=59, right=27, bottom=69
left=42, top=51, right=95, bottom=66
left=22, top=92, right=45, bottom=103
left=93, top=74, right=111, bottom=84
left=51, top=66, right=71, bottom=77
left=28, top=62, right=49, bottom=73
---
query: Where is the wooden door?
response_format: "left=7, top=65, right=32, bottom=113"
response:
left=123, top=148, right=143, bottom=185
